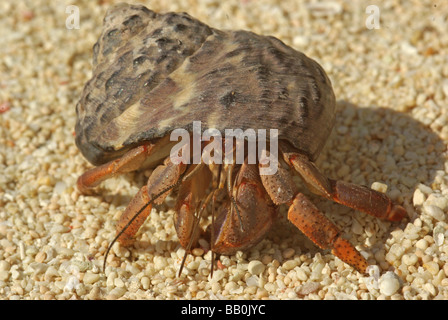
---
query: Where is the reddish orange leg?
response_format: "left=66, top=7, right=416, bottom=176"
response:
left=258, top=155, right=369, bottom=273
left=77, top=143, right=155, bottom=194
left=77, top=139, right=185, bottom=243
left=174, top=164, right=212, bottom=250
left=283, top=152, right=407, bottom=222
left=327, top=179, right=406, bottom=221
left=102, top=158, right=186, bottom=271
left=116, top=157, right=186, bottom=246
left=173, top=164, right=215, bottom=276
left=288, top=193, right=368, bottom=273
left=77, top=143, right=157, bottom=247
left=257, top=146, right=408, bottom=273
left=115, top=185, right=152, bottom=246
left=77, top=140, right=188, bottom=271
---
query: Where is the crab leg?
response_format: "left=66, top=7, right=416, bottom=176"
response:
left=259, top=149, right=399, bottom=274
left=116, top=157, right=186, bottom=246
left=288, top=193, right=368, bottom=273
left=77, top=136, right=188, bottom=246
left=115, top=185, right=152, bottom=246
left=79, top=145, right=188, bottom=245
left=77, top=143, right=155, bottom=194
left=94, top=150, right=187, bottom=270
left=282, top=151, right=406, bottom=222
left=174, top=164, right=212, bottom=249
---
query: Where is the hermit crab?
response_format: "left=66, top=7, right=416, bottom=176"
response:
left=75, top=4, right=406, bottom=274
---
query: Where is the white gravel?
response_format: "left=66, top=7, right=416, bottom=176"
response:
left=1, top=0, right=447, bottom=300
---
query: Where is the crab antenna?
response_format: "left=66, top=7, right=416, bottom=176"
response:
left=208, top=163, right=223, bottom=279
left=210, top=188, right=218, bottom=279
left=102, top=177, right=185, bottom=273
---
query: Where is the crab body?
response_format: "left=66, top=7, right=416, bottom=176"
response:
left=75, top=4, right=406, bottom=274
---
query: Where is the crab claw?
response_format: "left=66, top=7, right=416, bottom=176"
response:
left=211, top=161, right=277, bottom=255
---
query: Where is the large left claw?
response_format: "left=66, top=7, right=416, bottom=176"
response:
left=211, top=161, right=277, bottom=255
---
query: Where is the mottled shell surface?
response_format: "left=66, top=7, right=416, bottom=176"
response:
left=75, top=3, right=336, bottom=166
